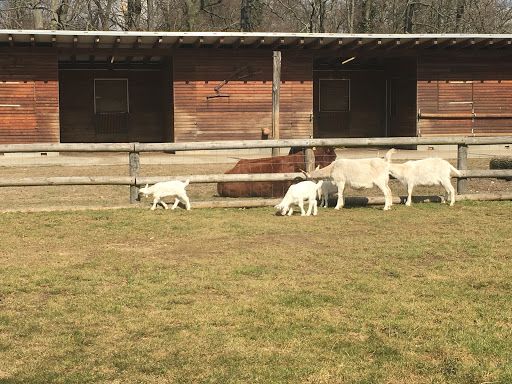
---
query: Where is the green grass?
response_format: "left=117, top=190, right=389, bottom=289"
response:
left=0, top=201, right=511, bottom=383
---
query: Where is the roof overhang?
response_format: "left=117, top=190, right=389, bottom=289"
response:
left=1, top=30, right=512, bottom=51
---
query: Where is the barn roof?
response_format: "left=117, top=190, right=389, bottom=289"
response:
left=1, top=29, right=512, bottom=51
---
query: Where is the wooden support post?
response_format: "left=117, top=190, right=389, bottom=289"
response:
left=272, top=51, right=281, bottom=157
left=457, top=144, right=468, bottom=194
left=305, top=148, right=315, bottom=173
left=129, top=150, right=140, bottom=203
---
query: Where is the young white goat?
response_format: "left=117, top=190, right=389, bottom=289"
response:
left=275, top=180, right=324, bottom=216
left=389, top=158, right=461, bottom=206
left=307, top=149, right=395, bottom=210
left=138, top=180, right=191, bottom=211
left=317, top=180, right=338, bottom=208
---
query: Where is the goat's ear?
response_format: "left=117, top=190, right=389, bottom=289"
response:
left=145, top=184, right=148, bottom=189
left=315, top=165, right=320, bottom=171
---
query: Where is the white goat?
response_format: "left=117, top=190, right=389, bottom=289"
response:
left=138, top=180, right=191, bottom=211
left=308, top=149, right=395, bottom=210
left=389, top=158, right=461, bottom=206
left=275, top=180, right=324, bottom=216
left=317, top=180, right=338, bottom=208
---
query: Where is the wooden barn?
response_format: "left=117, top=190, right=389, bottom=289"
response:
left=1, top=30, right=512, bottom=144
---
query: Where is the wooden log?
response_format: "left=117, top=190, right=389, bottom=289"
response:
left=305, top=148, right=315, bottom=173
left=0, top=143, right=134, bottom=153
left=461, top=169, right=512, bottom=178
left=1, top=136, right=512, bottom=154
left=129, top=151, right=140, bottom=204
left=0, top=176, right=134, bottom=187
left=457, top=144, right=468, bottom=194
left=272, top=50, right=281, bottom=157
left=137, top=172, right=306, bottom=185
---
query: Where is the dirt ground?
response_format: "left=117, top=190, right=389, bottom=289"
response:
left=0, top=156, right=511, bottom=211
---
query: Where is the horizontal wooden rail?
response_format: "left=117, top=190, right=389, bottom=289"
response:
left=1, top=170, right=511, bottom=188
left=0, top=136, right=512, bottom=153
left=419, top=112, right=512, bottom=119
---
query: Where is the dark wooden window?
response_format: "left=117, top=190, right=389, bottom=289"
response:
left=94, top=79, right=129, bottom=135
left=319, top=79, right=350, bottom=112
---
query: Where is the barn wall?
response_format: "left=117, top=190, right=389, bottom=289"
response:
left=418, top=55, right=512, bottom=136
left=59, top=67, right=169, bottom=143
left=173, top=50, right=313, bottom=142
left=0, top=53, right=59, bottom=144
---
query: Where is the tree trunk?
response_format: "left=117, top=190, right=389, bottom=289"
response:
left=240, top=0, right=262, bottom=32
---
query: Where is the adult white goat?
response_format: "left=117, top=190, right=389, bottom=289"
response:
left=275, top=180, right=324, bottom=216
left=307, top=149, right=396, bottom=210
left=389, top=158, right=461, bottom=206
left=138, top=180, right=191, bottom=211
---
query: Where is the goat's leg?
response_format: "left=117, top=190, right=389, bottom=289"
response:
left=441, top=179, right=456, bottom=206
left=181, top=193, right=191, bottom=210
left=322, top=191, right=328, bottom=208
left=171, top=198, right=179, bottom=210
left=298, top=199, right=306, bottom=216
left=151, top=197, right=159, bottom=210
left=406, top=183, right=413, bottom=206
left=312, top=199, right=318, bottom=216
left=376, top=180, right=392, bottom=210
left=334, top=182, right=345, bottom=210
left=305, top=198, right=314, bottom=216
left=287, top=207, right=293, bottom=216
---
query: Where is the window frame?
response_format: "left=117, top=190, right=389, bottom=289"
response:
left=318, top=78, right=351, bottom=113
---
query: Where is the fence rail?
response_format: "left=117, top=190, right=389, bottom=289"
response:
left=1, top=136, right=511, bottom=206
left=1, top=135, right=512, bottom=153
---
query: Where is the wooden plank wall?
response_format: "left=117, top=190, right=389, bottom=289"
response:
left=0, top=53, right=59, bottom=143
left=60, top=68, right=170, bottom=143
left=418, top=55, right=512, bottom=136
left=173, top=50, right=313, bottom=142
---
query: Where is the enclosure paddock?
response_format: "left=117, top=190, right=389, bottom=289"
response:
left=0, top=136, right=511, bottom=211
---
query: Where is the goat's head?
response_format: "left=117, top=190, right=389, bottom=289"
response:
left=138, top=183, right=151, bottom=197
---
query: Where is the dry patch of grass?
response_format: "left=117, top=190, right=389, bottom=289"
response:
left=0, top=201, right=511, bottom=383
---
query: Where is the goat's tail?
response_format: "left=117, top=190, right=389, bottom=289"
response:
left=385, top=148, right=396, bottom=163
left=183, top=179, right=190, bottom=187
left=449, top=164, right=462, bottom=177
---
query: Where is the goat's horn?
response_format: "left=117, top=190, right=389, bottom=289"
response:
left=299, top=169, right=309, bottom=178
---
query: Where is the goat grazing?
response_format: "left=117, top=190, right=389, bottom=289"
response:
left=275, top=180, right=324, bottom=216
left=307, top=149, right=396, bottom=210
left=389, top=158, right=461, bottom=206
left=317, top=180, right=338, bottom=208
left=138, top=180, right=191, bottom=211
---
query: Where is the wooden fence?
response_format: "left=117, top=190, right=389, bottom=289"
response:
left=1, top=136, right=512, bottom=207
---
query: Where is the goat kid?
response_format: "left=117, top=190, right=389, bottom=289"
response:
left=307, top=149, right=396, bottom=210
left=389, top=158, right=461, bottom=206
left=139, top=180, right=191, bottom=211
left=275, top=180, right=324, bottom=216
left=317, top=180, right=338, bottom=208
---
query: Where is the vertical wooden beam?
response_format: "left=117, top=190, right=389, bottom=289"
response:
left=457, top=144, right=468, bottom=194
left=305, top=148, right=315, bottom=173
left=272, top=51, right=281, bottom=157
left=129, top=149, right=140, bottom=203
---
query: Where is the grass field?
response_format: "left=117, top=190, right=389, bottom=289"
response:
left=1, top=201, right=511, bottom=383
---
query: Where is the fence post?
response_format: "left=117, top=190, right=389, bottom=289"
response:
left=272, top=50, right=281, bottom=157
left=129, top=146, right=140, bottom=204
left=457, top=143, right=468, bottom=194
left=305, top=148, right=315, bottom=173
